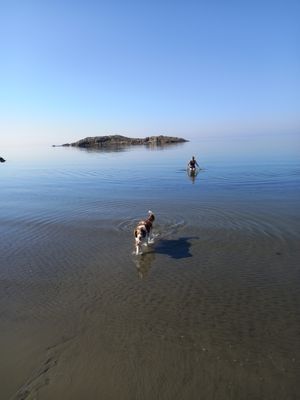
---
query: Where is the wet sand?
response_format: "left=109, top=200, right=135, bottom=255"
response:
left=1, top=201, right=300, bottom=400
left=1, top=138, right=300, bottom=399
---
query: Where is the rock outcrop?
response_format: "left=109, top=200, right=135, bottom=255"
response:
left=59, top=135, right=188, bottom=148
left=0, top=157, right=6, bottom=163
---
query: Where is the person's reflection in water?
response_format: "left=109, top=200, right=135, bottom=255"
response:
left=134, top=251, right=156, bottom=279
left=187, top=168, right=199, bottom=183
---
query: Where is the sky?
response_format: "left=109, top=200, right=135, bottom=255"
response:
left=0, top=0, right=299, bottom=146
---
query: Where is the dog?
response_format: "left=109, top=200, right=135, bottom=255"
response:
left=134, top=211, right=155, bottom=255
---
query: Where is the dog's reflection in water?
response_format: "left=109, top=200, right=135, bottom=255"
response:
left=134, top=251, right=156, bottom=279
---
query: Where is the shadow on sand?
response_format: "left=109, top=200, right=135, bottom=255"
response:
left=133, top=236, right=198, bottom=278
left=154, top=236, right=198, bottom=259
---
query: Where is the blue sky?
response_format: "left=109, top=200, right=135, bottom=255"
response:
left=0, top=0, right=299, bottom=145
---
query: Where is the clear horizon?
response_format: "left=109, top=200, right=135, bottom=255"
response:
left=1, top=0, right=299, bottom=146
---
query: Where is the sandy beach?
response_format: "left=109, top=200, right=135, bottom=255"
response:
left=2, top=203, right=300, bottom=399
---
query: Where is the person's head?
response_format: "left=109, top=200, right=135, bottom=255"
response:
left=192, top=156, right=195, bottom=160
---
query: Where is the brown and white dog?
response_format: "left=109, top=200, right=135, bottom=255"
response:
left=134, top=211, right=155, bottom=255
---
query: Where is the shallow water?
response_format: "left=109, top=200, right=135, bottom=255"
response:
left=1, top=134, right=300, bottom=399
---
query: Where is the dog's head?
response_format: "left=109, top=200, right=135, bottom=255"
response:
left=147, top=210, right=155, bottom=223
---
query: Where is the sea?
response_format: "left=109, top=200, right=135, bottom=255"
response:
left=1, top=133, right=299, bottom=399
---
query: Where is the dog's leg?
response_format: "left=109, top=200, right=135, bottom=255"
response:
left=135, top=242, right=140, bottom=255
left=144, top=233, right=149, bottom=247
left=135, top=240, right=142, bottom=255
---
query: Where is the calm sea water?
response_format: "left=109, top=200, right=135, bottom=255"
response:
left=1, top=134, right=300, bottom=399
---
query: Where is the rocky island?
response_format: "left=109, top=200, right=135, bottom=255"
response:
left=56, top=135, right=188, bottom=148
left=0, top=157, right=6, bottom=163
